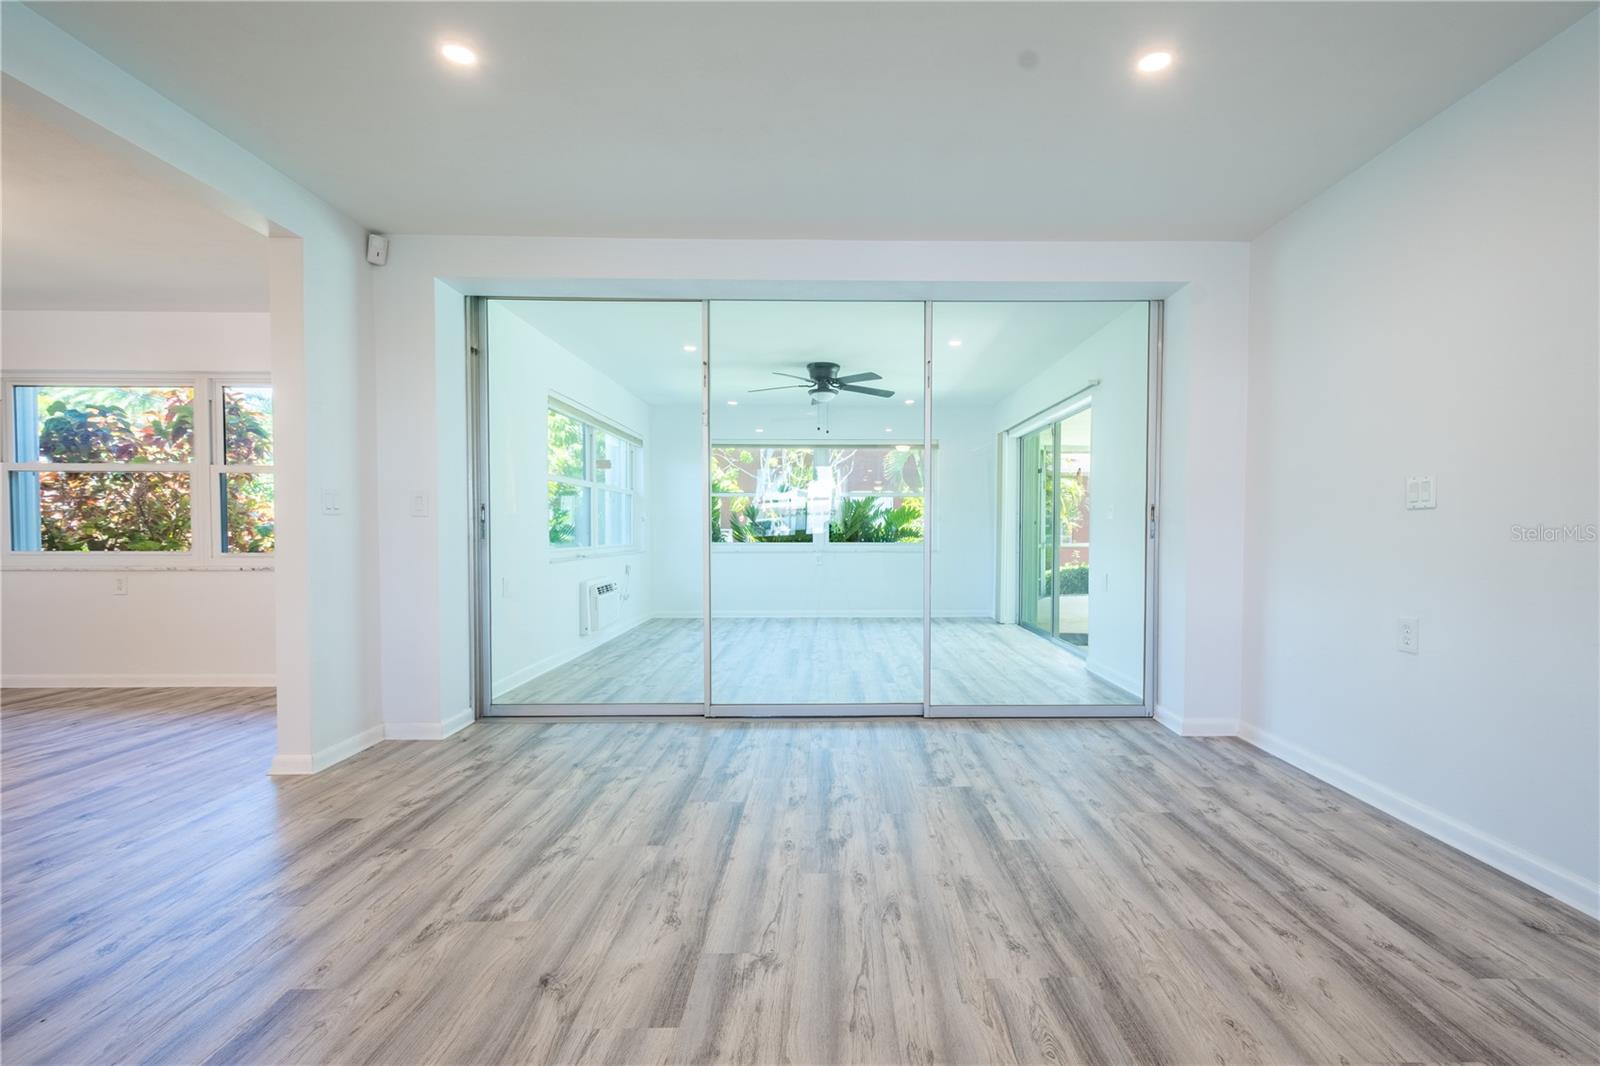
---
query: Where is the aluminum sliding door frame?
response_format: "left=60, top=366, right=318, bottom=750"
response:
left=469, top=295, right=489, bottom=719
left=926, top=299, right=1161, bottom=719
left=474, top=296, right=704, bottom=718
left=472, top=296, right=1160, bottom=721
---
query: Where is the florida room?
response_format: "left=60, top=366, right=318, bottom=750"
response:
left=481, top=297, right=1153, bottom=714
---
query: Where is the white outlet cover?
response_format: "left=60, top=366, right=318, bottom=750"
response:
left=1397, top=617, right=1420, bottom=654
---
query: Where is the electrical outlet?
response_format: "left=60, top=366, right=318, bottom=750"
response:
left=112, top=575, right=129, bottom=596
left=410, top=492, right=430, bottom=518
left=1396, top=617, right=1419, bottom=654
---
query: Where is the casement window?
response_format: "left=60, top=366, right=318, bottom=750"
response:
left=710, top=443, right=925, bottom=545
left=2, top=375, right=273, bottom=566
left=546, top=403, right=639, bottom=550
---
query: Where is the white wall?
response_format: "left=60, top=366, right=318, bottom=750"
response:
left=1244, top=14, right=1599, bottom=914
left=992, top=304, right=1150, bottom=695
left=4, top=7, right=379, bottom=771
left=485, top=302, right=653, bottom=694
left=1, top=311, right=275, bottom=685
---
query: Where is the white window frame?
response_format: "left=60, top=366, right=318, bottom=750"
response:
left=546, top=401, right=640, bottom=555
left=0, top=372, right=274, bottom=571
left=711, top=440, right=931, bottom=551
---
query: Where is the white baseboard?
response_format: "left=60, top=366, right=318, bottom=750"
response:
left=386, top=706, right=475, bottom=741
left=1238, top=722, right=1600, bottom=919
left=1153, top=704, right=1240, bottom=737
left=3, top=673, right=275, bottom=688
left=269, top=723, right=385, bottom=776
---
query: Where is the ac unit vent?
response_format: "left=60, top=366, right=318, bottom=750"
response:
left=581, top=580, right=622, bottom=635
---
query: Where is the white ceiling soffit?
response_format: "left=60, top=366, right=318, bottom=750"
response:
left=505, top=299, right=1141, bottom=406
left=1, top=96, right=268, bottom=311
left=34, top=2, right=1592, bottom=240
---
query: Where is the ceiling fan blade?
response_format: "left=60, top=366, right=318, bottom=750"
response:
left=837, top=384, right=895, bottom=398
left=747, top=384, right=811, bottom=393
left=772, top=371, right=814, bottom=382
left=833, top=372, right=882, bottom=384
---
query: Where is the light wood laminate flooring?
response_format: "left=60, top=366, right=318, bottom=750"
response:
left=496, top=617, right=1136, bottom=706
left=2, top=687, right=1596, bottom=1064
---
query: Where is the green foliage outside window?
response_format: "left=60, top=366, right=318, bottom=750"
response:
left=1056, top=564, right=1089, bottom=595
left=32, top=387, right=195, bottom=551
left=828, top=497, right=923, bottom=543
left=36, top=471, right=193, bottom=552
left=221, top=387, right=274, bottom=553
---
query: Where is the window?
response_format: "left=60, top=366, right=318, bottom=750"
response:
left=4, top=377, right=272, bottom=562
left=711, top=445, right=816, bottom=542
left=711, top=443, right=925, bottom=545
left=546, top=405, right=638, bottom=549
left=826, top=444, right=924, bottom=543
left=217, top=384, right=274, bottom=553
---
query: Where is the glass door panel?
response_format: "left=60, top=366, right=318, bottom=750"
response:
left=929, top=301, right=1151, bottom=712
left=708, top=300, right=925, bottom=712
left=484, top=298, right=705, bottom=714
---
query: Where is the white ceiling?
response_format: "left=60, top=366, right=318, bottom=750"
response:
left=1, top=96, right=268, bottom=311
left=505, top=299, right=1139, bottom=409
left=32, top=2, right=1591, bottom=240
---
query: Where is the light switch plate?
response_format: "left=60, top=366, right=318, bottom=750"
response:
left=1405, top=475, right=1436, bottom=510
left=321, top=490, right=342, bottom=516
left=410, top=492, right=430, bottom=518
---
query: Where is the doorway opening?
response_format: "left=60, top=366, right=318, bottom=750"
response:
left=471, top=297, right=1159, bottom=718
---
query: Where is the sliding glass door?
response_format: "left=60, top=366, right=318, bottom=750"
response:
left=479, top=298, right=705, bottom=714
left=707, top=301, right=925, bottom=714
left=927, top=301, right=1153, bottom=714
left=474, top=297, right=1157, bottom=718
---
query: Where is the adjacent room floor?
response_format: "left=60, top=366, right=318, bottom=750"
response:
left=2, top=688, right=1596, bottom=1064
left=496, top=617, right=1138, bottom=706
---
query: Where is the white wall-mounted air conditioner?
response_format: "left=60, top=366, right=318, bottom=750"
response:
left=580, top=580, right=621, bottom=636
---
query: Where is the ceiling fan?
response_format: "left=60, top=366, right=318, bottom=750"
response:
left=748, top=362, right=895, bottom=404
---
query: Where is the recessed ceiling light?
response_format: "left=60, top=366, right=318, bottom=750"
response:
left=726, top=400, right=738, bottom=406
left=1137, top=51, right=1173, bottom=74
left=903, top=398, right=916, bottom=405
left=683, top=344, right=698, bottom=352
left=895, top=444, right=911, bottom=452
left=755, top=427, right=764, bottom=433
left=883, top=427, right=893, bottom=433
left=440, top=42, right=478, bottom=66
left=947, top=338, right=963, bottom=348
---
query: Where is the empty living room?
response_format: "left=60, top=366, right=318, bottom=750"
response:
left=1, top=2, right=1596, bottom=1064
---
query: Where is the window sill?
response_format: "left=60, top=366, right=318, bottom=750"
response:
left=547, top=547, right=643, bottom=564
left=2, top=558, right=275, bottom=573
